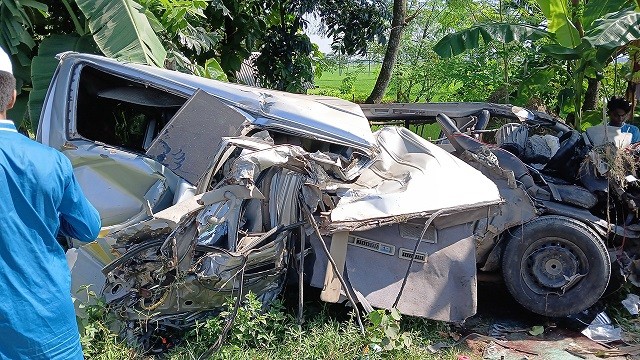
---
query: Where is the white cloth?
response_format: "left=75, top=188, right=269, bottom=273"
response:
left=0, top=46, right=12, bottom=74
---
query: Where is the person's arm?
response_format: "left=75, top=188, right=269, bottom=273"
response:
left=632, top=125, right=640, bottom=144
left=58, top=158, right=101, bottom=242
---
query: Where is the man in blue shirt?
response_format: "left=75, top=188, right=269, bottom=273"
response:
left=608, top=96, right=640, bottom=144
left=0, top=47, right=101, bottom=359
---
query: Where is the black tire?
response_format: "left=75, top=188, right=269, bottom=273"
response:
left=502, top=215, right=610, bottom=317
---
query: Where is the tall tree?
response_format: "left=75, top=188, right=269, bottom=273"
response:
left=366, top=0, right=406, bottom=103
left=252, top=0, right=390, bottom=93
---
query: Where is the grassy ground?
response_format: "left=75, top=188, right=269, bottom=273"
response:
left=79, top=290, right=469, bottom=360
left=310, top=63, right=396, bottom=103
left=312, top=65, right=443, bottom=140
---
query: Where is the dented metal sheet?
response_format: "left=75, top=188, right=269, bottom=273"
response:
left=331, top=127, right=502, bottom=225
left=147, top=89, right=247, bottom=184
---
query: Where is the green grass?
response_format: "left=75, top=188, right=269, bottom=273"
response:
left=310, top=63, right=396, bottom=103
left=80, top=292, right=470, bottom=360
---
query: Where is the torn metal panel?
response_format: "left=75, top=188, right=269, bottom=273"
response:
left=66, top=147, right=184, bottom=228
left=69, top=161, right=305, bottom=344
left=229, top=144, right=311, bottom=183
left=147, top=89, right=247, bottom=184
left=310, top=222, right=479, bottom=322
left=331, top=127, right=502, bottom=225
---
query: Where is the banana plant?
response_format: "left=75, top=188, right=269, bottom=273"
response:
left=0, top=0, right=47, bottom=128
left=75, top=0, right=166, bottom=66
left=433, top=0, right=640, bottom=129
left=0, top=0, right=167, bottom=132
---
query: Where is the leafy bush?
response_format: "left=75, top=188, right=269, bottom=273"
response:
left=339, top=71, right=358, bottom=95
left=185, top=292, right=294, bottom=353
left=365, top=308, right=412, bottom=352
left=308, top=88, right=343, bottom=98
left=76, top=286, right=133, bottom=359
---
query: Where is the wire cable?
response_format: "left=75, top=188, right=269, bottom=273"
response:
left=299, top=197, right=365, bottom=334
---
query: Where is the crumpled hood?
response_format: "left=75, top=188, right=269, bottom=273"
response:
left=331, top=127, right=502, bottom=224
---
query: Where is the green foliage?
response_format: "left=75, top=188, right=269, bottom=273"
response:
left=537, top=0, right=580, bottom=48
left=3, top=0, right=393, bottom=132
left=138, top=0, right=222, bottom=71
left=583, top=0, right=635, bottom=29
left=203, top=0, right=265, bottom=77
left=366, top=308, right=412, bottom=352
left=528, top=325, right=545, bottom=336
left=339, top=68, right=364, bottom=95
left=76, top=286, right=133, bottom=359
left=75, top=0, right=166, bottom=66
left=184, top=292, right=293, bottom=354
left=255, top=25, right=314, bottom=93
left=225, top=294, right=291, bottom=349
left=314, top=0, right=390, bottom=56
left=0, top=0, right=47, bottom=116
left=433, top=23, right=548, bottom=58
left=433, top=0, right=640, bottom=128
left=581, top=109, right=606, bottom=130
left=310, top=63, right=386, bottom=102
left=0, top=0, right=46, bottom=69
left=583, top=7, right=640, bottom=49
left=28, top=34, right=98, bottom=132
left=71, top=287, right=466, bottom=360
left=309, top=87, right=343, bottom=98
left=194, top=57, right=229, bottom=81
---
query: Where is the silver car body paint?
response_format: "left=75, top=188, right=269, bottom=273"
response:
left=36, top=54, right=503, bottom=337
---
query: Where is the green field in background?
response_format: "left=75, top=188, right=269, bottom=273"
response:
left=310, top=63, right=393, bottom=103
left=311, top=63, right=441, bottom=140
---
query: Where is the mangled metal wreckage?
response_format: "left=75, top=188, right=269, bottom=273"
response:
left=72, top=126, right=502, bottom=340
left=45, top=54, right=640, bottom=347
left=51, top=54, right=501, bottom=344
left=363, top=102, right=640, bottom=318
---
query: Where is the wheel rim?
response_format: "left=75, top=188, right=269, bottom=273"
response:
left=521, top=237, right=589, bottom=295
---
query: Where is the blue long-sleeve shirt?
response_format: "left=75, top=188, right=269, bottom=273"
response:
left=0, top=120, right=101, bottom=359
left=620, top=123, right=640, bottom=144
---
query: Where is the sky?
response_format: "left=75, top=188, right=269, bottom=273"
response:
left=304, top=15, right=334, bottom=54
left=307, top=32, right=333, bottom=54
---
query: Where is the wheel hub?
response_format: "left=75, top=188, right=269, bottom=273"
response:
left=523, top=240, right=585, bottom=294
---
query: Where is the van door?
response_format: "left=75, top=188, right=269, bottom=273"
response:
left=40, top=64, right=190, bottom=229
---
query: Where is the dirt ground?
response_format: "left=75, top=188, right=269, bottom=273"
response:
left=452, top=282, right=635, bottom=360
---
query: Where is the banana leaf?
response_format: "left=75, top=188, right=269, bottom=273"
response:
left=536, top=0, right=580, bottom=48
left=583, top=7, right=640, bottom=49
left=75, top=0, right=166, bottom=67
left=433, top=23, right=548, bottom=58
left=583, top=0, right=635, bottom=30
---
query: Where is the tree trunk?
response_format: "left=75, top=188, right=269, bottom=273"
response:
left=365, top=0, right=406, bottom=104
left=625, top=40, right=640, bottom=114
left=582, top=78, right=600, bottom=111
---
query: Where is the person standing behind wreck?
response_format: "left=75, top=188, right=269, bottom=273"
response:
left=608, top=96, right=640, bottom=144
left=0, top=47, right=101, bottom=359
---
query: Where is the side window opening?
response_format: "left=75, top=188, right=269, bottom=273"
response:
left=75, top=66, right=187, bottom=153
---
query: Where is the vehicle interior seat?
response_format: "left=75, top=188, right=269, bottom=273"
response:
left=495, top=123, right=528, bottom=157
left=436, top=114, right=597, bottom=209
